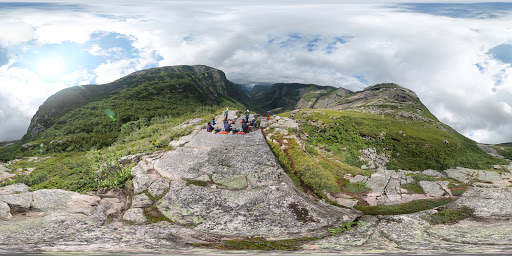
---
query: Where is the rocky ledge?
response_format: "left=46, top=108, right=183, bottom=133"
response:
left=2, top=115, right=512, bottom=254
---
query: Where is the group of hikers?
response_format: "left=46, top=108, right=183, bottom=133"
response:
left=205, top=108, right=260, bottom=134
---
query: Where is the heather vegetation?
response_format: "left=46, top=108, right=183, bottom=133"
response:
left=285, top=109, right=507, bottom=171
left=268, top=131, right=372, bottom=200
left=0, top=108, right=223, bottom=192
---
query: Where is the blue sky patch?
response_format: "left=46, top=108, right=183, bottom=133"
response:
left=0, top=48, right=8, bottom=66
left=326, top=37, right=348, bottom=54
left=11, top=41, right=103, bottom=77
left=306, top=37, right=320, bottom=52
left=8, top=31, right=162, bottom=85
left=396, top=2, right=512, bottom=19
left=85, top=32, right=139, bottom=59
left=183, top=35, right=193, bottom=42
left=280, top=33, right=303, bottom=48
left=0, top=2, right=83, bottom=11
left=488, top=44, right=512, bottom=64
left=354, top=74, right=369, bottom=85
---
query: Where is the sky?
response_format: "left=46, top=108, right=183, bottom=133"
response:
left=0, top=1, right=512, bottom=144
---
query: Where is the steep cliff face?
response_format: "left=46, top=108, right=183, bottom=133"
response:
left=249, top=83, right=339, bottom=112
left=23, top=65, right=245, bottom=140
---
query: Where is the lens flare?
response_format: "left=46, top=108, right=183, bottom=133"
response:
left=105, top=109, right=117, bottom=122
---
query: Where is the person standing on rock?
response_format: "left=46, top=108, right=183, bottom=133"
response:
left=244, top=109, right=250, bottom=122
left=266, top=111, right=271, bottom=120
left=224, top=108, right=229, bottom=120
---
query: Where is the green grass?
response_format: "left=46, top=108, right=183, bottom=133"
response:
left=354, top=198, right=453, bottom=215
left=401, top=183, right=424, bottom=194
left=0, top=108, right=224, bottom=192
left=185, top=179, right=210, bottom=187
left=293, top=109, right=507, bottom=171
left=427, top=206, right=473, bottom=225
left=448, top=181, right=468, bottom=196
left=197, top=237, right=319, bottom=251
left=269, top=137, right=371, bottom=199
left=338, top=179, right=371, bottom=194
left=328, top=221, right=364, bottom=234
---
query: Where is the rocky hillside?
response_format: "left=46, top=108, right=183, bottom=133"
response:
left=249, top=83, right=349, bottom=112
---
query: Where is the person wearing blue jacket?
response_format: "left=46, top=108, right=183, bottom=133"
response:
left=241, top=121, right=249, bottom=133
left=224, top=121, right=231, bottom=133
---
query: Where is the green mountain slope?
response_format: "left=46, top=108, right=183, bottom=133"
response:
left=1, top=65, right=249, bottom=160
left=267, top=83, right=508, bottom=173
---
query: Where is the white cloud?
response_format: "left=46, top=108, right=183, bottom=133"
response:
left=1, top=1, right=512, bottom=144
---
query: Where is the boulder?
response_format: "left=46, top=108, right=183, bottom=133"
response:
left=445, top=168, right=477, bottom=183
left=133, top=173, right=155, bottom=194
left=348, top=175, right=369, bottom=183
left=132, top=193, right=153, bottom=208
left=147, top=179, right=170, bottom=198
left=100, top=197, right=126, bottom=218
left=476, top=170, right=501, bottom=182
left=0, top=192, right=32, bottom=210
left=0, top=201, right=11, bottom=219
left=0, top=183, right=30, bottom=195
left=32, top=189, right=100, bottom=215
left=419, top=181, right=451, bottom=197
left=450, top=185, right=512, bottom=218
left=67, top=193, right=101, bottom=216
left=32, top=189, right=74, bottom=211
left=123, top=208, right=147, bottom=224
left=422, top=169, right=445, bottom=178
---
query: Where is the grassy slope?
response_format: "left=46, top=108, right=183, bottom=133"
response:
left=0, top=71, right=246, bottom=161
left=284, top=109, right=507, bottom=171
left=0, top=108, right=225, bottom=192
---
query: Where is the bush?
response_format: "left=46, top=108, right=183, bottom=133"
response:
left=354, top=198, right=453, bottom=215
left=427, top=206, right=473, bottom=225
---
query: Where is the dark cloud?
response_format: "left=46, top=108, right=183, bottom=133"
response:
left=0, top=97, right=31, bottom=141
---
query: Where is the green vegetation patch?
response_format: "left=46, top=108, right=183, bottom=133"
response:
left=0, top=108, right=224, bottom=192
left=427, top=206, right=474, bottom=225
left=198, top=237, right=319, bottom=251
left=185, top=179, right=210, bottom=187
left=401, top=183, right=424, bottom=194
left=492, top=145, right=512, bottom=160
left=354, top=198, right=453, bottom=215
left=268, top=137, right=371, bottom=200
left=329, top=221, right=364, bottom=234
left=296, top=109, right=506, bottom=171
left=339, top=179, right=371, bottom=194
left=144, top=205, right=172, bottom=223
left=448, top=181, right=468, bottom=196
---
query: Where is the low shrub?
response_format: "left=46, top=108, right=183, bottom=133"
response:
left=354, top=198, right=453, bottom=215
left=427, top=206, right=473, bottom=225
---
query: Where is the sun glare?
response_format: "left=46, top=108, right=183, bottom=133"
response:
left=37, top=58, right=63, bottom=79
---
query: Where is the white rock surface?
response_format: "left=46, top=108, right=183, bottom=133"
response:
left=123, top=208, right=147, bottom=224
